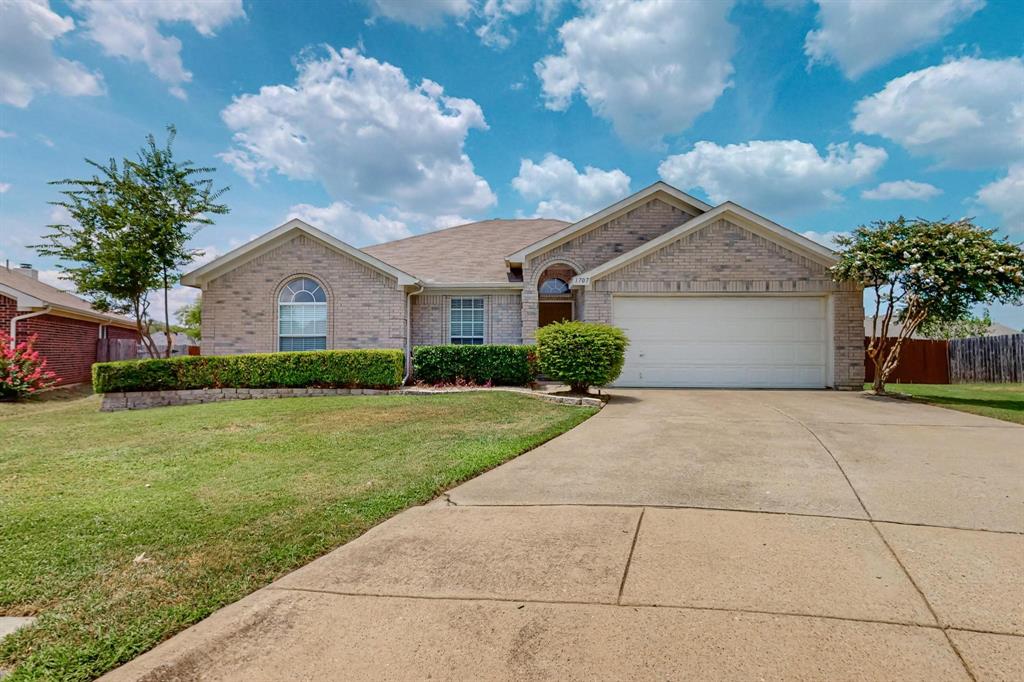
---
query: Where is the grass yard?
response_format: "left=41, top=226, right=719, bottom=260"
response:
left=0, top=391, right=596, bottom=680
left=874, top=382, right=1024, bottom=425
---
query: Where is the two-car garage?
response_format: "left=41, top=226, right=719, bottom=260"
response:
left=612, top=296, right=829, bottom=388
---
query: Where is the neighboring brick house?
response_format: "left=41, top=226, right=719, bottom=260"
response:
left=183, top=182, right=865, bottom=389
left=1, top=265, right=140, bottom=385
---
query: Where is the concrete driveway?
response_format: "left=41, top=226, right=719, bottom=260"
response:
left=104, top=390, right=1023, bottom=681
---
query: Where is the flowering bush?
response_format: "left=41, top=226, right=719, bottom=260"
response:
left=0, top=332, right=59, bottom=400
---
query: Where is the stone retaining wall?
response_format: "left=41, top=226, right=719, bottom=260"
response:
left=100, top=387, right=604, bottom=411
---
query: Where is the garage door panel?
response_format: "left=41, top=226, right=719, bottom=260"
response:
left=613, top=296, right=828, bottom=388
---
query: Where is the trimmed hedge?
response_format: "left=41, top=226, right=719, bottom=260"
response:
left=412, top=344, right=536, bottom=386
left=535, top=321, right=628, bottom=392
left=92, top=349, right=404, bottom=393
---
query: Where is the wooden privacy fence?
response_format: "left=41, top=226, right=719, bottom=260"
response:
left=948, top=334, right=1024, bottom=383
left=865, top=337, right=949, bottom=384
left=96, top=337, right=137, bottom=362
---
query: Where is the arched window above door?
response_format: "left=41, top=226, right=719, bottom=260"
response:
left=539, top=277, right=570, bottom=295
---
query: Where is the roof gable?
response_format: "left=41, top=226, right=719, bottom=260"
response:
left=181, top=219, right=419, bottom=287
left=505, top=181, right=712, bottom=264
left=573, top=202, right=837, bottom=286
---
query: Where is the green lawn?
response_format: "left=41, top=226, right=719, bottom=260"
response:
left=0, top=391, right=596, bottom=680
left=872, top=382, right=1024, bottom=425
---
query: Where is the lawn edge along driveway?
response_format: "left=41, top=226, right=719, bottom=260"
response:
left=0, top=392, right=597, bottom=681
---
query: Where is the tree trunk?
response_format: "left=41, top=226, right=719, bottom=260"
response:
left=163, top=269, right=172, bottom=358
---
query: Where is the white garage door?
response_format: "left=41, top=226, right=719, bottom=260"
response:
left=613, top=296, right=828, bottom=388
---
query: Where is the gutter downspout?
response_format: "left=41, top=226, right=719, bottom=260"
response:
left=403, top=284, right=424, bottom=385
left=9, top=307, right=53, bottom=348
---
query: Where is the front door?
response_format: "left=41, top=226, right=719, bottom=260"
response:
left=538, top=301, right=573, bottom=327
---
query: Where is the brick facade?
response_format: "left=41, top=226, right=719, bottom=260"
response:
left=411, top=293, right=522, bottom=346
left=202, top=234, right=406, bottom=355
left=195, top=193, right=863, bottom=389
left=576, top=218, right=864, bottom=389
left=522, top=198, right=694, bottom=340
left=1, top=293, right=140, bottom=385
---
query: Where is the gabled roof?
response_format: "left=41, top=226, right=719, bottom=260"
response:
left=572, top=202, right=838, bottom=287
left=0, top=267, right=137, bottom=327
left=181, top=219, right=419, bottom=287
left=505, top=181, right=712, bottom=264
left=363, top=219, right=568, bottom=284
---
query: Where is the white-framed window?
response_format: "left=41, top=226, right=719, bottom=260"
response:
left=450, top=297, right=484, bottom=345
left=539, top=277, right=570, bottom=295
left=278, top=277, right=327, bottom=351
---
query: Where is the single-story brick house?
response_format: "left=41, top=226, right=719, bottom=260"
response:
left=182, top=182, right=864, bottom=389
left=1, top=264, right=140, bottom=385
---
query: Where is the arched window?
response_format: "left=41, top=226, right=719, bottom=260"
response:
left=278, top=278, right=327, bottom=351
left=539, top=277, right=570, bottom=295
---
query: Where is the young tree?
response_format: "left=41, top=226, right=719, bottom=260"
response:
left=832, top=217, right=1024, bottom=394
left=918, top=310, right=993, bottom=340
left=37, top=126, right=228, bottom=357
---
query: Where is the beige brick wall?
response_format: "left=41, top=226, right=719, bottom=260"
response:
left=202, top=234, right=405, bottom=355
left=580, top=218, right=864, bottom=389
left=411, top=293, right=523, bottom=347
left=522, top=197, right=693, bottom=339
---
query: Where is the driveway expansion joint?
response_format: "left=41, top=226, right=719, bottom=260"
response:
left=773, top=405, right=980, bottom=680
left=616, top=507, right=645, bottom=605
left=263, top=585, right=1012, bottom=635
left=445, top=501, right=1022, bottom=535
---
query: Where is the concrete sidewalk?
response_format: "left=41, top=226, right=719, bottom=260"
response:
left=103, top=390, right=1023, bottom=681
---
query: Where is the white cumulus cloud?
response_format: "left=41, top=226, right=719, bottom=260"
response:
left=512, top=153, right=630, bottom=221
left=476, top=0, right=566, bottom=49
left=0, top=0, right=104, bottom=108
left=71, top=0, right=245, bottom=99
left=853, top=57, right=1024, bottom=169
left=535, top=0, right=736, bottom=144
left=801, top=230, right=848, bottom=249
left=805, top=0, right=984, bottom=79
left=0, top=182, right=10, bottom=194
left=220, top=47, right=495, bottom=222
left=285, top=202, right=412, bottom=246
left=366, top=0, right=473, bottom=28
left=658, top=140, right=887, bottom=216
left=975, top=166, right=1024, bottom=233
left=861, top=180, right=942, bottom=201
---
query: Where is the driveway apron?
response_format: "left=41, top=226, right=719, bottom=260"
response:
left=103, top=390, right=1023, bottom=681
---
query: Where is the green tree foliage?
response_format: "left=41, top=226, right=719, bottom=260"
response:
left=918, top=310, right=993, bottom=340
left=535, top=321, right=628, bottom=393
left=36, top=126, right=228, bottom=357
left=175, top=298, right=202, bottom=341
left=832, top=217, right=1024, bottom=393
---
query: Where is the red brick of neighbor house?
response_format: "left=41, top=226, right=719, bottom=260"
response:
left=1, top=266, right=140, bottom=386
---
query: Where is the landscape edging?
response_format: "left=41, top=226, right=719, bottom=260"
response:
left=99, top=386, right=604, bottom=411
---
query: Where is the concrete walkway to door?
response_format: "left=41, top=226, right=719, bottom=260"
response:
left=103, top=390, right=1023, bottom=681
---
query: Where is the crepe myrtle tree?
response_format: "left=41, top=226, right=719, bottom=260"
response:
left=831, top=217, right=1024, bottom=394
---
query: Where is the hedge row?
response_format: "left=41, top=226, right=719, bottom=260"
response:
left=412, top=344, right=535, bottom=386
left=92, top=350, right=404, bottom=393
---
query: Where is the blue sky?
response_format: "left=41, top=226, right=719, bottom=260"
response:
left=1, top=0, right=1022, bottom=326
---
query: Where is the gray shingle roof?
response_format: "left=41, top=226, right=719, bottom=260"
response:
left=0, top=266, right=136, bottom=326
left=362, top=218, right=569, bottom=284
